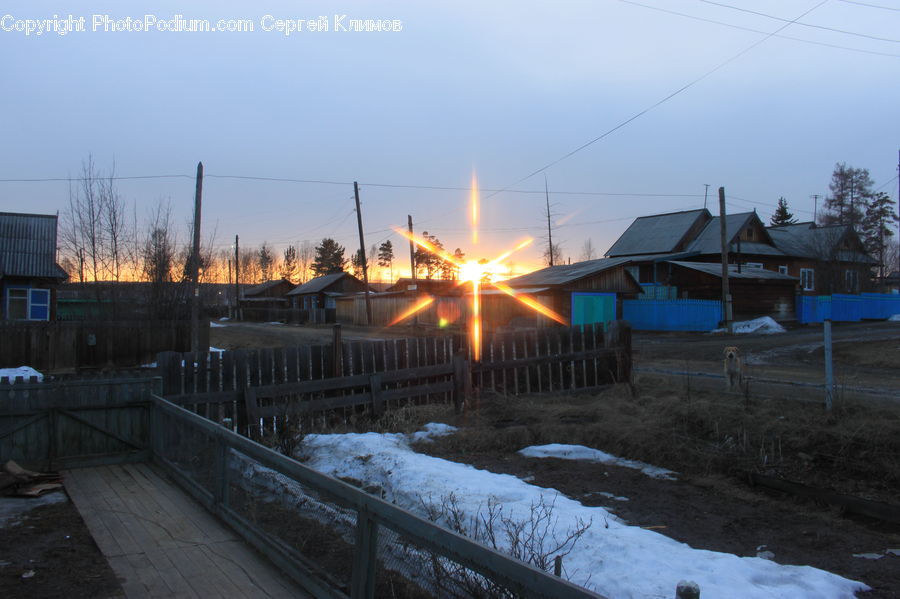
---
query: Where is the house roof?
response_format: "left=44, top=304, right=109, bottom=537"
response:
left=606, top=209, right=710, bottom=257
left=287, top=272, right=358, bottom=296
left=685, top=212, right=780, bottom=255
left=669, top=261, right=798, bottom=281
left=243, top=278, right=295, bottom=297
left=767, top=222, right=877, bottom=264
left=504, top=257, right=634, bottom=287
left=0, top=212, right=68, bottom=280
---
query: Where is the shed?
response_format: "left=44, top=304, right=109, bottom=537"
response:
left=0, top=212, right=68, bottom=321
left=667, top=261, right=798, bottom=319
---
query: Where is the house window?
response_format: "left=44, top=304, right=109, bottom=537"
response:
left=845, top=270, right=858, bottom=293
left=800, top=268, right=815, bottom=291
left=778, top=265, right=788, bottom=275
left=5, top=287, right=49, bottom=321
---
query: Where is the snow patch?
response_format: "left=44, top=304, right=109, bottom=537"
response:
left=518, top=443, right=677, bottom=480
left=888, top=314, right=900, bottom=322
left=712, top=316, right=786, bottom=335
left=297, top=428, right=867, bottom=599
left=409, top=422, right=457, bottom=443
left=210, top=321, right=227, bottom=328
left=0, top=366, right=43, bottom=383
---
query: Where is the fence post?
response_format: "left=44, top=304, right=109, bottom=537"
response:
left=213, top=431, right=230, bottom=507
left=824, top=319, right=833, bottom=412
left=369, top=374, right=384, bottom=416
left=452, top=350, right=470, bottom=414
left=332, top=324, right=343, bottom=377
left=676, top=580, right=700, bottom=599
left=350, top=507, right=378, bottom=599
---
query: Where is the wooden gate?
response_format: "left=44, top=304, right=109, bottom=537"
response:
left=0, top=377, right=158, bottom=470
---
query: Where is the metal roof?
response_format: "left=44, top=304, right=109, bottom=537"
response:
left=0, top=212, right=68, bottom=280
left=670, top=261, right=798, bottom=281
left=685, top=212, right=779, bottom=255
left=605, top=209, right=709, bottom=257
left=287, top=272, right=357, bottom=295
left=766, top=223, right=876, bottom=264
left=243, top=278, right=295, bottom=297
left=504, top=257, right=634, bottom=287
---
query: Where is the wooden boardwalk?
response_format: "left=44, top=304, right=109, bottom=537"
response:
left=64, top=463, right=309, bottom=598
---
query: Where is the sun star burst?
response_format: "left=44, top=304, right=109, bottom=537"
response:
left=393, top=176, right=568, bottom=360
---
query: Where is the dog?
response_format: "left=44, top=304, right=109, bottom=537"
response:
left=723, top=346, right=744, bottom=392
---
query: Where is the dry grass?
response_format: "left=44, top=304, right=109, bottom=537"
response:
left=369, top=375, right=900, bottom=503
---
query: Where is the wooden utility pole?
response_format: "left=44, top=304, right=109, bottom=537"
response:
left=545, top=175, right=554, bottom=266
left=354, top=182, right=373, bottom=326
left=234, top=234, right=240, bottom=320
left=719, top=186, right=733, bottom=333
left=190, top=161, right=203, bottom=353
left=407, top=214, right=416, bottom=282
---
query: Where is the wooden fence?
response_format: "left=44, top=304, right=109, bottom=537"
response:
left=155, top=322, right=631, bottom=438
left=0, top=376, right=159, bottom=470
left=0, top=320, right=208, bottom=371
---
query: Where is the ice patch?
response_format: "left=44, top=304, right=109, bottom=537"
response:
left=519, top=443, right=677, bottom=480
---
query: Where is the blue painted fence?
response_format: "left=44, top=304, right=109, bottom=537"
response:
left=623, top=299, right=722, bottom=332
left=796, top=293, right=900, bottom=323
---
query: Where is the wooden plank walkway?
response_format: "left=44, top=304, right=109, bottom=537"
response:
left=64, top=463, right=309, bottom=598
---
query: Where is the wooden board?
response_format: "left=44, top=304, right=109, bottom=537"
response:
left=64, top=463, right=309, bottom=598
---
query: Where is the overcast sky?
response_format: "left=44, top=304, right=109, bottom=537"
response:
left=2, top=0, right=898, bottom=275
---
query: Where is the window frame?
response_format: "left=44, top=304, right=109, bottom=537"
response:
left=800, top=268, right=815, bottom=291
left=5, top=286, right=51, bottom=321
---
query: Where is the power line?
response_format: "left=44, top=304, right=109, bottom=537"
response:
left=695, top=0, right=900, bottom=43
left=482, top=0, right=832, bottom=201
left=616, top=0, right=900, bottom=57
left=0, top=174, right=193, bottom=182
left=839, top=0, right=900, bottom=11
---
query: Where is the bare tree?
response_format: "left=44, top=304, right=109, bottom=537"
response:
left=297, top=240, right=315, bottom=283
left=580, top=239, right=596, bottom=261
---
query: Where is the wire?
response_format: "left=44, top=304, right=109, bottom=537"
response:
left=695, top=0, right=900, bottom=43
left=482, top=0, right=832, bottom=202
left=0, top=174, right=193, bottom=182
left=615, top=0, right=900, bottom=57
left=839, top=0, right=900, bottom=11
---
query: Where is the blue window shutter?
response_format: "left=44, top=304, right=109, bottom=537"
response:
left=29, top=289, right=50, bottom=321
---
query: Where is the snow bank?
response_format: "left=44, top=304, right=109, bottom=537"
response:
left=297, top=427, right=866, bottom=599
left=712, top=316, right=786, bottom=335
left=889, top=314, right=900, bottom=322
left=210, top=321, right=227, bottom=328
left=518, top=443, right=676, bottom=480
left=0, top=366, right=43, bottom=383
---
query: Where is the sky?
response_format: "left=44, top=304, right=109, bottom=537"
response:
left=2, top=0, right=898, bottom=276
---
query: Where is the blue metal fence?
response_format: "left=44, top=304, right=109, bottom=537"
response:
left=796, top=293, right=900, bottom=323
left=623, top=299, right=722, bottom=331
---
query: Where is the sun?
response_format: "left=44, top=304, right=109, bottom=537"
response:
left=393, top=174, right=567, bottom=360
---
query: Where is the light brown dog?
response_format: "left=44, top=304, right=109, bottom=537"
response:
left=723, top=346, right=743, bottom=392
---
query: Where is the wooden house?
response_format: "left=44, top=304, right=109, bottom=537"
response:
left=499, top=257, right=642, bottom=328
left=0, top=212, right=68, bottom=321
left=287, top=273, right=365, bottom=324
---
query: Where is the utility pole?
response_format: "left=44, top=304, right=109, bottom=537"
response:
left=703, top=184, right=710, bottom=210
left=719, top=186, right=732, bottom=333
left=353, top=182, right=373, bottom=326
left=234, top=234, right=240, bottom=320
left=811, top=194, right=820, bottom=224
left=545, top=174, right=554, bottom=266
left=407, top=214, right=416, bottom=282
left=190, top=161, right=203, bottom=354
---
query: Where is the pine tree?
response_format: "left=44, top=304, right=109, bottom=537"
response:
left=862, top=191, right=898, bottom=276
left=820, top=163, right=874, bottom=229
left=281, top=245, right=298, bottom=283
left=769, top=197, right=797, bottom=226
left=258, top=242, right=275, bottom=281
left=311, top=238, right=347, bottom=276
left=415, top=231, right=447, bottom=279
left=377, top=240, right=394, bottom=282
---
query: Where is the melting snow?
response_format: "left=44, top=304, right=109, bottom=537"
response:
left=519, top=443, right=677, bottom=480
left=0, top=366, right=43, bottom=382
left=296, top=426, right=867, bottom=599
